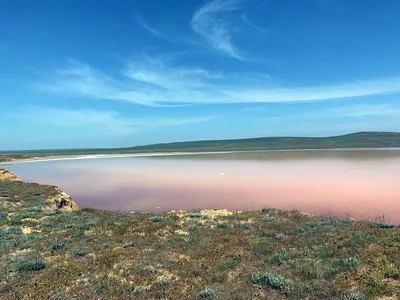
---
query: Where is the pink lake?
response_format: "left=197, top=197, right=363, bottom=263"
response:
left=3, top=149, right=400, bottom=224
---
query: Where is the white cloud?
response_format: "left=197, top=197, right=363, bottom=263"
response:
left=37, top=57, right=400, bottom=107
left=191, top=0, right=244, bottom=60
left=134, top=14, right=175, bottom=42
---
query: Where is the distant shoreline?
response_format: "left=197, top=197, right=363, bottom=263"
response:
left=2, top=147, right=400, bottom=165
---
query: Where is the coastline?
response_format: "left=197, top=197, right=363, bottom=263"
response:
left=2, top=147, right=400, bottom=165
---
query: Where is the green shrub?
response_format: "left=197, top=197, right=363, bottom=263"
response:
left=123, top=241, right=135, bottom=248
left=9, top=214, right=23, bottom=225
left=261, top=208, right=271, bottom=213
left=343, top=292, right=365, bottom=300
left=343, top=258, right=360, bottom=269
left=18, top=260, right=46, bottom=271
left=0, top=211, right=8, bottom=223
left=295, top=226, right=305, bottom=233
left=218, top=223, right=228, bottom=229
left=73, top=249, right=87, bottom=257
left=51, top=241, right=65, bottom=251
left=133, top=287, right=146, bottom=295
left=275, top=234, right=285, bottom=241
left=7, top=226, right=22, bottom=235
left=379, top=223, right=395, bottom=229
left=263, top=217, right=275, bottom=222
left=251, top=272, right=289, bottom=290
left=301, top=247, right=310, bottom=257
left=200, top=288, right=214, bottom=298
left=160, top=276, right=171, bottom=286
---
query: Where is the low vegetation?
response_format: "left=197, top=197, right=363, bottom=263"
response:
left=0, top=172, right=399, bottom=299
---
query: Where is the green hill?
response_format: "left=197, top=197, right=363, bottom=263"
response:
left=1, top=132, right=400, bottom=162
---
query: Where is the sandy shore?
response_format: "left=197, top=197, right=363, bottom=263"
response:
left=2, top=147, right=400, bottom=165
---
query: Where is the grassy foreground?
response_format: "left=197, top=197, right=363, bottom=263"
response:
left=0, top=173, right=399, bottom=299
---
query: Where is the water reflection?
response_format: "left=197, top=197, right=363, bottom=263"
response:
left=5, top=149, right=400, bottom=224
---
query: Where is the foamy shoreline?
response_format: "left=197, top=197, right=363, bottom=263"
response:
left=2, top=147, right=400, bottom=165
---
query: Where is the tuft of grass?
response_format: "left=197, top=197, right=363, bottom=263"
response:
left=17, top=260, right=46, bottom=272
left=218, top=223, right=228, bottom=229
left=251, top=271, right=289, bottom=291
left=273, top=248, right=289, bottom=265
left=200, top=288, right=214, bottom=298
left=123, top=241, right=135, bottom=248
left=343, top=257, right=360, bottom=269
left=160, top=276, right=171, bottom=286
left=73, top=249, right=87, bottom=257
left=263, top=216, right=275, bottom=222
left=133, top=287, right=147, bottom=295
left=0, top=211, right=8, bottom=223
left=295, top=226, right=305, bottom=233
left=379, top=223, right=395, bottom=229
left=51, top=241, right=66, bottom=251
left=275, top=233, right=285, bottom=241
left=343, top=292, right=365, bottom=300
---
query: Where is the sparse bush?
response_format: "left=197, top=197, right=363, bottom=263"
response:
left=275, top=234, right=285, bottom=241
left=251, top=272, right=289, bottom=291
left=0, top=211, right=8, bottom=223
left=261, top=207, right=271, bottom=213
left=51, top=241, right=65, bottom=251
left=343, top=258, right=360, bottom=269
left=73, top=249, right=87, bottom=257
left=18, top=260, right=46, bottom=271
left=160, top=276, right=170, bottom=286
left=200, top=288, right=214, bottom=298
left=343, top=292, right=365, bottom=300
left=133, top=287, right=146, bottom=295
left=123, top=241, right=135, bottom=248
left=9, top=214, right=23, bottom=225
left=7, top=226, right=22, bottom=235
left=379, top=223, right=395, bottom=229
left=188, top=213, right=208, bottom=219
left=218, top=223, right=228, bottom=229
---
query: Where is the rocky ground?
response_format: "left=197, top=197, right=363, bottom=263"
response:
left=0, top=169, right=399, bottom=299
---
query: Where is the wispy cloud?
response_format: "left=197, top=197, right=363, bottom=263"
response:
left=241, top=14, right=267, bottom=36
left=37, top=57, right=400, bottom=107
left=191, top=0, right=244, bottom=60
left=134, top=14, right=175, bottom=42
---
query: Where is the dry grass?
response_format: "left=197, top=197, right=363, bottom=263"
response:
left=0, top=180, right=399, bottom=299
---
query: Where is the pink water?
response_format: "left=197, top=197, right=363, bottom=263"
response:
left=4, top=150, right=400, bottom=224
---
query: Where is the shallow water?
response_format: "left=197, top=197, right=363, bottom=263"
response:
left=4, top=150, right=400, bottom=224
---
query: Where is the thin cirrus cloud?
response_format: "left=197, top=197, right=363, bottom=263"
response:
left=36, top=57, right=400, bottom=107
left=190, top=0, right=245, bottom=60
left=134, top=14, right=176, bottom=43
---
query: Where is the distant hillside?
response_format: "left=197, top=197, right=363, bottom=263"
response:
left=127, top=131, right=400, bottom=152
left=1, top=132, right=400, bottom=161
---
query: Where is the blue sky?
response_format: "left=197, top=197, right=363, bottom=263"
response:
left=1, top=0, right=400, bottom=150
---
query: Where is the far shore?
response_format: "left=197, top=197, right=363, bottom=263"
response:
left=2, top=147, right=400, bottom=165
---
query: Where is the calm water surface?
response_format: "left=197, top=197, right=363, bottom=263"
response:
left=4, top=150, right=400, bottom=224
